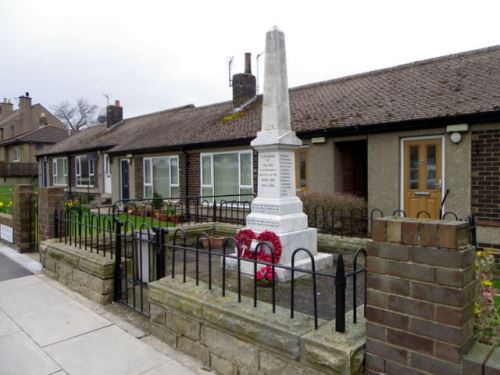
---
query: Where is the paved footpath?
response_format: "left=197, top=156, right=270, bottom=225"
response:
left=0, top=249, right=209, bottom=375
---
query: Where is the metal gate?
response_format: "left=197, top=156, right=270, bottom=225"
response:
left=28, top=193, right=38, bottom=252
left=114, top=221, right=167, bottom=316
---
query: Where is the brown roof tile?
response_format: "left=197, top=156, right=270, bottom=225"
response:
left=41, top=45, right=500, bottom=156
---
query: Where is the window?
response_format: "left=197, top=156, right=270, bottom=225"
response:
left=52, top=157, right=68, bottom=186
left=295, top=148, right=309, bottom=192
left=143, top=156, right=180, bottom=198
left=13, top=146, right=20, bottom=162
left=200, top=151, right=253, bottom=202
left=75, top=155, right=95, bottom=187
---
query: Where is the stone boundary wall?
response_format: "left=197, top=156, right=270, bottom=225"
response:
left=149, top=276, right=365, bottom=375
left=39, top=239, right=115, bottom=304
left=0, top=212, right=13, bottom=247
left=366, top=217, right=476, bottom=375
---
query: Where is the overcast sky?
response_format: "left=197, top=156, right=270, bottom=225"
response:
left=1, top=0, right=499, bottom=118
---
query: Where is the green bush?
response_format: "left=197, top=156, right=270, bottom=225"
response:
left=298, top=191, right=367, bottom=236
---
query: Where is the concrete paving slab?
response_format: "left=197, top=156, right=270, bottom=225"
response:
left=0, top=279, right=68, bottom=315
left=0, top=309, right=19, bottom=337
left=0, top=253, right=32, bottom=281
left=13, top=300, right=112, bottom=347
left=0, top=244, right=42, bottom=273
left=140, top=360, right=198, bottom=375
left=0, top=274, right=42, bottom=292
left=45, top=325, right=172, bottom=375
left=0, top=331, right=60, bottom=375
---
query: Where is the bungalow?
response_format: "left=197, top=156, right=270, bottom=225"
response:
left=37, top=46, right=500, bottom=248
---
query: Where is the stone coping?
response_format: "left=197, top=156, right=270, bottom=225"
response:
left=149, top=275, right=365, bottom=361
left=40, top=239, right=115, bottom=279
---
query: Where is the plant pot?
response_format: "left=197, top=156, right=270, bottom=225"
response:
left=200, top=235, right=225, bottom=249
left=167, top=215, right=182, bottom=224
left=256, top=279, right=274, bottom=288
left=158, top=214, right=169, bottom=221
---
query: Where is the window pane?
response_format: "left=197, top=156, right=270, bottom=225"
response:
left=144, top=159, right=152, bottom=184
left=144, top=185, right=153, bottom=198
left=153, top=158, right=170, bottom=197
left=240, top=153, right=251, bottom=186
left=300, top=152, right=307, bottom=188
left=170, top=157, right=179, bottom=185
left=426, top=145, right=437, bottom=189
left=202, top=155, right=212, bottom=185
left=171, top=186, right=180, bottom=198
left=214, top=153, right=239, bottom=199
left=240, top=188, right=253, bottom=202
left=409, top=146, right=419, bottom=189
left=201, top=187, right=213, bottom=197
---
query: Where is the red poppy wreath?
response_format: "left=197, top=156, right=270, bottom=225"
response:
left=234, top=229, right=282, bottom=283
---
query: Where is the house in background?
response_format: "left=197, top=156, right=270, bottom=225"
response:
left=0, top=93, right=68, bottom=185
left=38, top=46, right=500, bottom=248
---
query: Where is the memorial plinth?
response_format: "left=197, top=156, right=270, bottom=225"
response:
left=226, top=27, right=333, bottom=281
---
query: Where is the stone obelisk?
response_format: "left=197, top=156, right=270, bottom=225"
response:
left=243, top=27, right=332, bottom=281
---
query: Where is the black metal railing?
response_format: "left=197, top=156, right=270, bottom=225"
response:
left=168, top=229, right=366, bottom=332
left=304, top=205, right=477, bottom=244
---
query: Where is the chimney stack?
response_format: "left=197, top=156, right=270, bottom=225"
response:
left=232, top=53, right=256, bottom=108
left=106, top=99, right=123, bottom=128
left=0, top=98, right=13, bottom=120
left=19, top=92, right=33, bottom=134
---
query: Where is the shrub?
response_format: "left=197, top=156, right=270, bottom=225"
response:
left=474, top=249, right=500, bottom=346
left=298, top=192, right=367, bottom=236
left=151, top=191, right=164, bottom=211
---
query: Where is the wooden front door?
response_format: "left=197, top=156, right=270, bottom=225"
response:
left=403, top=138, right=442, bottom=219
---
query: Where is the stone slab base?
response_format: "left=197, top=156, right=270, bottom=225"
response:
left=225, top=252, right=333, bottom=282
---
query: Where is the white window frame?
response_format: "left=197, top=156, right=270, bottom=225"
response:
left=75, top=155, right=95, bottom=188
left=200, top=150, right=253, bottom=203
left=142, top=155, right=180, bottom=199
left=13, top=146, right=20, bottom=162
left=52, top=157, right=68, bottom=186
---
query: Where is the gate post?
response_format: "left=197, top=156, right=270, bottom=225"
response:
left=39, top=187, right=65, bottom=241
left=113, top=219, right=123, bottom=301
left=11, top=184, right=35, bottom=252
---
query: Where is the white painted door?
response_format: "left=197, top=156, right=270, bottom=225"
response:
left=104, top=154, right=112, bottom=194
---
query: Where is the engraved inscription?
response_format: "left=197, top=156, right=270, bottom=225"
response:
left=260, top=153, right=278, bottom=189
left=251, top=203, right=280, bottom=214
left=247, top=217, right=279, bottom=229
left=279, top=153, right=293, bottom=197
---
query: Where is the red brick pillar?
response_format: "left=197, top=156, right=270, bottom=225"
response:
left=39, top=187, right=65, bottom=241
left=365, top=217, right=475, bottom=375
left=12, top=184, right=35, bottom=252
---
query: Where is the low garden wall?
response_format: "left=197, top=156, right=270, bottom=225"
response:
left=149, top=276, right=365, bottom=375
left=39, top=239, right=115, bottom=304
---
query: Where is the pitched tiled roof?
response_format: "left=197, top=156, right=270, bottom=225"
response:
left=0, top=125, right=69, bottom=146
left=41, top=45, right=500, bottom=156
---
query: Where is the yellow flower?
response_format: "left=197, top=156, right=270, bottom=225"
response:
left=476, top=251, right=485, bottom=258
left=474, top=303, right=481, bottom=316
left=0, top=202, right=4, bottom=208
left=482, top=280, right=493, bottom=287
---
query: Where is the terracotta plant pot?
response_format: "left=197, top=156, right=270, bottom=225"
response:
left=200, top=236, right=225, bottom=249
left=167, top=215, right=182, bottom=224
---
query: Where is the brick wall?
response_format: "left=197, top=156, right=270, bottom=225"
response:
left=134, top=155, right=143, bottom=198
left=11, top=185, right=36, bottom=252
left=187, top=152, right=200, bottom=197
left=471, top=128, right=500, bottom=223
left=39, top=187, right=65, bottom=241
left=366, top=217, right=475, bottom=375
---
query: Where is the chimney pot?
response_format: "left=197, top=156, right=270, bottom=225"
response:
left=115, top=100, right=120, bottom=107
left=25, top=92, right=29, bottom=97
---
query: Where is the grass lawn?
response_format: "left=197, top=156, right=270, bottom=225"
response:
left=0, top=185, right=13, bottom=214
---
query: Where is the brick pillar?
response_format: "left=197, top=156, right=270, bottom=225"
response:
left=39, top=187, right=65, bottom=241
left=365, top=217, right=475, bottom=375
left=12, top=184, right=35, bottom=252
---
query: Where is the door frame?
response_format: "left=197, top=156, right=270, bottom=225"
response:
left=399, top=135, right=446, bottom=215
left=120, top=159, right=130, bottom=200
left=103, top=154, right=112, bottom=195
